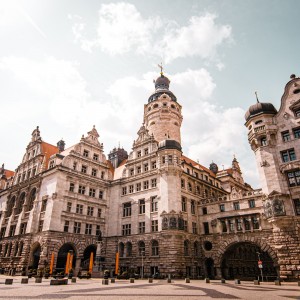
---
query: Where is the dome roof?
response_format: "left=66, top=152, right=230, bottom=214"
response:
left=158, top=139, right=182, bottom=151
left=148, top=73, right=177, bottom=103
left=245, top=102, right=277, bottom=122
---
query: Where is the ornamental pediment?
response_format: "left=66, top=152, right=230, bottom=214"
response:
left=279, top=161, right=300, bottom=173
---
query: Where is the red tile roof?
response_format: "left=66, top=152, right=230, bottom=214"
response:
left=41, top=142, right=59, bottom=169
left=182, top=155, right=216, bottom=177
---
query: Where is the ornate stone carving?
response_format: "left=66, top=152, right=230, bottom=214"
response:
left=263, top=198, right=286, bottom=218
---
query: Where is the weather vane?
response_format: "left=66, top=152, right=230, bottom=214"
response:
left=158, top=62, right=164, bottom=75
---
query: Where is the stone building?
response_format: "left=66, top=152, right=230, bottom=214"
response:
left=0, top=71, right=299, bottom=280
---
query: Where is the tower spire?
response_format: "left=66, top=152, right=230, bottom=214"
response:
left=255, top=91, right=259, bottom=103
left=158, top=62, right=164, bottom=76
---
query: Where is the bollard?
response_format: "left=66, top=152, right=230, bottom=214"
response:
left=35, top=277, right=42, bottom=283
left=235, top=279, right=241, bottom=284
left=71, top=278, right=76, bottom=283
left=21, top=278, right=29, bottom=284
left=130, top=278, right=135, bottom=283
left=167, top=278, right=172, bottom=283
left=205, top=278, right=210, bottom=283
left=5, top=279, right=13, bottom=285
left=148, top=278, right=153, bottom=283
left=50, top=279, right=68, bottom=285
left=102, top=279, right=109, bottom=285
left=185, top=278, right=190, bottom=283
left=221, top=279, right=226, bottom=284
left=254, top=280, right=260, bottom=285
left=111, top=278, right=115, bottom=283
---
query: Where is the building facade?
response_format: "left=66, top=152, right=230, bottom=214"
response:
left=0, top=71, right=299, bottom=280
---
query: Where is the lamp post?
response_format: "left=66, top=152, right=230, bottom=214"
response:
left=256, top=252, right=263, bottom=282
left=96, top=231, right=102, bottom=272
left=141, top=251, right=145, bottom=279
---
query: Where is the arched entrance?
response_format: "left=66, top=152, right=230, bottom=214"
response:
left=81, top=245, right=96, bottom=270
left=56, top=243, right=76, bottom=273
left=31, top=243, right=41, bottom=269
left=221, top=242, right=277, bottom=280
left=205, top=258, right=215, bottom=279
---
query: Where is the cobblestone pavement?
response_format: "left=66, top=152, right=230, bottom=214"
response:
left=0, top=276, right=299, bottom=300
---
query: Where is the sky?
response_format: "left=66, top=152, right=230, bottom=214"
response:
left=0, top=0, right=299, bottom=188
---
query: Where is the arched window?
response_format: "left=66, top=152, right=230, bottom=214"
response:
left=153, top=103, right=159, bottom=109
left=5, top=196, right=16, bottom=217
left=119, top=242, right=124, bottom=257
left=184, top=240, right=189, bottom=256
left=138, top=241, right=145, bottom=256
left=126, top=242, right=132, bottom=257
left=16, top=192, right=26, bottom=214
left=151, top=240, right=159, bottom=256
left=27, top=188, right=36, bottom=211
left=261, top=137, right=267, bottom=146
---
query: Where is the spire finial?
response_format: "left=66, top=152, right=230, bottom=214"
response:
left=255, top=91, right=259, bottom=103
left=158, top=62, right=163, bottom=75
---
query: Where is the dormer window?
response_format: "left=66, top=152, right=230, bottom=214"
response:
left=49, top=161, right=55, bottom=169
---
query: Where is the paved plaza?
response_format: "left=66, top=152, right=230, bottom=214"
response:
left=0, top=276, right=299, bottom=300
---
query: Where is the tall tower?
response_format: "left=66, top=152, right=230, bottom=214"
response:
left=144, top=71, right=182, bottom=144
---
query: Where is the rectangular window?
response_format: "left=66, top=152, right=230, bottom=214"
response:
left=38, top=221, right=43, bottom=232
left=123, top=202, right=132, bottom=217
left=41, top=199, right=47, bottom=212
left=49, top=161, right=55, bottom=168
left=293, top=127, right=300, bottom=139
left=151, top=196, right=158, bottom=212
left=99, top=190, right=104, bottom=199
left=76, top=204, right=83, bottom=214
left=69, top=183, right=75, bottom=192
left=81, top=165, right=87, bottom=173
left=143, top=181, right=149, bottom=190
left=202, top=207, right=207, bottom=215
left=191, top=200, right=196, bottom=215
left=183, top=220, right=188, bottom=231
left=195, top=172, right=199, bottom=178
left=64, top=220, right=69, bottom=232
left=91, top=168, right=97, bottom=177
left=236, top=219, right=242, bottom=231
left=151, top=178, right=157, bottom=188
left=281, top=149, right=296, bottom=162
left=203, top=222, right=209, bottom=235
left=293, top=199, right=300, bottom=215
left=151, top=220, right=158, bottom=232
left=139, top=199, right=145, bottom=214
left=122, top=224, right=131, bottom=236
left=129, top=185, right=134, bottom=193
left=228, top=219, right=234, bottom=232
left=87, top=206, right=94, bottom=216
left=151, top=161, right=156, bottom=169
left=101, top=171, right=105, bottom=179
left=137, top=151, right=141, bottom=157
left=281, top=131, right=290, bottom=142
left=248, top=199, right=256, bottom=208
left=78, top=185, right=86, bottom=194
left=252, top=216, right=259, bottom=229
left=181, top=179, right=185, bottom=189
left=85, top=223, right=92, bottom=235
left=96, top=225, right=101, bottom=236
left=192, top=222, right=197, bottom=234
left=130, top=169, right=134, bottom=176
left=97, top=208, right=102, bottom=218
left=144, top=163, right=149, bottom=172
left=93, top=153, right=99, bottom=161
left=9, top=225, right=16, bottom=236
left=139, top=221, right=145, bottom=233
left=181, top=197, right=187, bottom=212
left=74, top=222, right=81, bottom=234
left=83, top=150, right=89, bottom=157
left=66, top=202, right=72, bottom=212
left=221, top=220, right=227, bottom=233
left=168, top=155, right=173, bottom=163
left=244, top=218, right=251, bottom=231
left=0, top=227, right=6, bottom=238
left=144, top=148, right=149, bottom=155
left=162, top=156, right=166, bottom=164
left=73, top=162, right=77, bottom=170
left=287, top=170, right=300, bottom=187
left=122, top=186, right=127, bottom=195
left=136, top=182, right=141, bottom=191
left=89, top=188, right=96, bottom=197
left=233, top=202, right=240, bottom=210
left=219, top=204, right=225, bottom=212
left=20, top=223, right=27, bottom=235
left=137, top=166, right=141, bottom=174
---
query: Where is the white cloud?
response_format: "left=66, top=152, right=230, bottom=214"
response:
left=71, top=4, right=232, bottom=63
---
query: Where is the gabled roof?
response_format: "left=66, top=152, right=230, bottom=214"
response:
left=182, top=155, right=216, bottom=177
left=41, top=142, right=59, bottom=169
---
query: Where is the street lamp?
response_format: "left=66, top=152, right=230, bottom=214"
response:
left=141, top=251, right=145, bottom=279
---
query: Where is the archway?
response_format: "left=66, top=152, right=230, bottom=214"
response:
left=205, top=258, right=215, bottom=279
left=30, top=243, right=41, bottom=269
left=81, top=245, right=96, bottom=270
left=221, top=242, right=277, bottom=280
left=56, top=243, right=76, bottom=272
